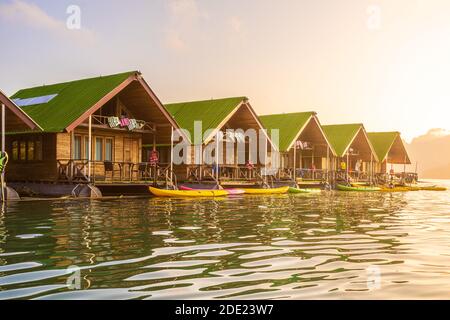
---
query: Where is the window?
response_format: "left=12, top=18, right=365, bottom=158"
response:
left=72, top=134, right=113, bottom=161
left=105, top=138, right=113, bottom=161
left=12, top=141, right=18, bottom=161
left=10, top=136, right=43, bottom=162
left=35, top=139, right=42, bottom=161
left=27, top=141, right=35, bottom=161
left=20, top=141, right=26, bottom=160
left=95, top=137, right=103, bottom=161
left=74, top=136, right=82, bottom=160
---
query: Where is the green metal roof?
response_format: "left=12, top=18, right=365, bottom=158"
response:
left=165, top=97, right=246, bottom=144
left=367, top=132, right=400, bottom=162
left=10, top=71, right=137, bottom=132
left=322, top=124, right=363, bottom=157
left=259, top=112, right=315, bottom=152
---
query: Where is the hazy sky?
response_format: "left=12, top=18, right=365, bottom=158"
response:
left=1, top=0, right=450, bottom=141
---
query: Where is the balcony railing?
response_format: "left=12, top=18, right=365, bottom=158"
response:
left=186, top=164, right=270, bottom=185
left=56, top=159, right=174, bottom=184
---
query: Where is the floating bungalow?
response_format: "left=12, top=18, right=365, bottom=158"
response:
left=259, top=112, right=336, bottom=185
left=322, top=124, right=379, bottom=183
left=5, top=71, right=184, bottom=197
left=367, top=132, right=413, bottom=183
left=0, top=89, right=42, bottom=199
left=160, top=97, right=275, bottom=187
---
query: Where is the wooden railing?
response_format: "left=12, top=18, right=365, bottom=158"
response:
left=56, top=159, right=175, bottom=185
left=186, top=164, right=270, bottom=185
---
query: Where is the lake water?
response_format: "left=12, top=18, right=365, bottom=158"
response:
left=0, top=180, right=449, bottom=300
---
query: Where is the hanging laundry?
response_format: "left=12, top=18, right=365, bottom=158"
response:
left=120, top=117, right=130, bottom=127
left=128, top=119, right=137, bottom=131
left=135, top=120, right=145, bottom=130
left=108, top=117, right=120, bottom=128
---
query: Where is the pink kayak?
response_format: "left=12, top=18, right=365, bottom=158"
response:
left=180, top=185, right=245, bottom=195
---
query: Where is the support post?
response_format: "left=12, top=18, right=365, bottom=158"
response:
left=71, top=130, right=75, bottom=179
left=346, top=152, right=349, bottom=182
left=170, top=126, right=174, bottom=187
left=88, top=115, right=92, bottom=182
left=152, top=131, right=156, bottom=151
left=293, top=143, right=297, bottom=182
left=1, top=103, right=5, bottom=202
left=264, top=131, right=268, bottom=186
left=1, top=103, right=4, bottom=154
left=215, top=131, right=219, bottom=186
left=312, top=146, right=315, bottom=180
left=326, top=146, right=330, bottom=184
left=370, top=153, right=373, bottom=185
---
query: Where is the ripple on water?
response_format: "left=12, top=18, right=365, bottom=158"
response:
left=0, top=182, right=448, bottom=299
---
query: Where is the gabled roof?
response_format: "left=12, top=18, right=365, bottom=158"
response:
left=368, top=132, right=411, bottom=164
left=259, top=112, right=315, bottom=152
left=0, top=89, right=42, bottom=131
left=10, top=71, right=138, bottom=132
left=322, top=124, right=362, bottom=157
left=165, top=97, right=248, bottom=144
left=322, top=123, right=378, bottom=161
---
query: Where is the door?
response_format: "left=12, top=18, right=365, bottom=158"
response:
left=123, top=138, right=140, bottom=163
left=123, top=138, right=140, bottom=180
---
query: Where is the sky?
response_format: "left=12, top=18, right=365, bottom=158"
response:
left=1, top=0, right=450, bottom=142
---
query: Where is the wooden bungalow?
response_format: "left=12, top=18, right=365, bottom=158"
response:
left=259, top=112, right=336, bottom=184
left=367, top=132, right=412, bottom=183
left=156, top=97, right=276, bottom=186
left=5, top=71, right=183, bottom=196
left=1, top=88, right=42, bottom=199
left=322, top=124, right=379, bottom=183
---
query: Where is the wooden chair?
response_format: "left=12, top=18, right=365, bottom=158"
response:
left=104, top=161, right=121, bottom=181
left=132, top=163, right=151, bottom=181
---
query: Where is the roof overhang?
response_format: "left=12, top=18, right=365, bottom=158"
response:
left=286, top=114, right=337, bottom=156
left=385, top=134, right=411, bottom=164
left=343, top=126, right=379, bottom=162
left=0, top=89, right=42, bottom=131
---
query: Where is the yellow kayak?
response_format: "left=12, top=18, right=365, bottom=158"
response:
left=380, top=187, right=417, bottom=192
left=241, top=186, right=290, bottom=194
left=149, top=187, right=229, bottom=197
left=380, top=186, right=446, bottom=192
left=418, top=186, right=447, bottom=191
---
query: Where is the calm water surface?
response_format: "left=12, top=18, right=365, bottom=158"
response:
left=0, top=180, right=449, bottom=300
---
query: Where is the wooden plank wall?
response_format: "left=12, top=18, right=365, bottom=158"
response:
left=5, top=133, right=58, bottom=181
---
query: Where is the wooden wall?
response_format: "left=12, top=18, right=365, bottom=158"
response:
left=5, top=128, right=144, bottom=182
left=5, top=133, right=58, bottom=181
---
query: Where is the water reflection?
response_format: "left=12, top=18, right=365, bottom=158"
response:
left=0, top=181, right=449, bottom=299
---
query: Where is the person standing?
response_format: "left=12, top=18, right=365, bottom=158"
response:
left=355, top=159, right=362, bottom=180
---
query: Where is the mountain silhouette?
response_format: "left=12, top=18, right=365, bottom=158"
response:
left=406, top=129, right=450, bottom=179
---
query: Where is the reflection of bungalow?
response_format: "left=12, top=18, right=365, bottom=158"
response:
left=6, top=71, right=181, bottom=196
left=160, top=97, right=274, bottom=185
left=322, top=124, right=379, bottom=182
left=259, top=112, right=336, bottom=183
left=1, top=89, right=42, bottom=199
left=367, top=132, right=411, bottom=178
